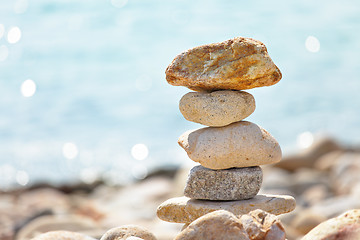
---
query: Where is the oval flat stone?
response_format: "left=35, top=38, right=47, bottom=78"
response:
left=178, top=121, right=281, bottom=169
left=166, top=37, right=282, bottom=91
left=179, top=90, right=255, bottom=127
left=184, top=166, right=262, bottom=200
left=156, top=194, right=296, bottom=224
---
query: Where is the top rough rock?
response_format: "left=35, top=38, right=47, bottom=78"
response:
left=166, top=37, right=282, bottom=91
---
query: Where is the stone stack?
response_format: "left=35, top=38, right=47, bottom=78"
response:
left=157, top=37, right=296, bottom=225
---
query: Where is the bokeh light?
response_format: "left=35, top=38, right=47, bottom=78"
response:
left=305, top=36, right=320, bottom=53
left=296, top=131, right=314, bottom=149
left=7, top=26, right=22, bottom=44
left=131, top=164, right=148, bottom=180
left=0, top=45, right=9, bottom=61
left=20, top=79, right=36, bottom=97
left=131, top=143, right=149, bottom=160
left=80, top=168, right=99, bottom=184
left=63, top=142, right=79, bottom=160
left=16, top=170, right=29, bottom=186
left=14, top=0, right=28, bottom=14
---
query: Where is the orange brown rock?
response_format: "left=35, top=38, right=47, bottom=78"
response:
left=166, top=37, right=282, bottom=91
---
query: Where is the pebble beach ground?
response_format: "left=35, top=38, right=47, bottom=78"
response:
left=1, top=135, right=360, bottom=240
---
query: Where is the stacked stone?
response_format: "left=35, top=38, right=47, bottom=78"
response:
left=157, top=37, right=296, bottom=225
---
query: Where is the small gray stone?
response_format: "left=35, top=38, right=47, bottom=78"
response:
left=184, top=166, right=262, bottom=200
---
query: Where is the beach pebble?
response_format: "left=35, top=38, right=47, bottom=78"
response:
left=274, top=136, right=342, bottom=171
left=156, top=194, right=296, bottom=223
left=17, top=215, right=102, bottom=240
left=306, top=195, right=360, bottom=220
left=240, top=209, right=286, bottom=240
left=179, top=90, right=255, bottom=127
left=290, top=210, right=327, bottom=235
left=301, top=209, right=360, bottom=240
left=184, top=165, right=262, bottom=200
left=100, top=225, right=157, bottom=240
left=174, top=210, right=249, bottom=240
left=314, top=150, right=344, bottom=171
left=330, top=152, right=360, bottom=195
left=178, top=121, right=281, bottom=169
left=166, top=37, right=282, bottom=91
left=30, top=230, right=96, bottom=240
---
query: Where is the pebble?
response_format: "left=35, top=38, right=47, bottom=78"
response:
left=179, top=90, right=255, bottom=127
left=30, top=230, right=96, bottom=240
left=174, top=210, right=249, bottom=240
left=290, top=210, right=327, bottom=235
left=314, top=150, right=344, bottom=171
left=156, top=194, right=296, bottom=223
left=301, top=209, right=360, bottom=240
left=184, top=165, right=262, bottom=200
left=307, top=194, right=360, bottom=220
left=17, top=215, right=102, bottom=240
left=239, top=209, right=286, bottom=240
left=330, top=152, right=360, bottom=195
left=178, top=121, right=281, bottom=169
left=100, top=225, right=157, bottom=240
left=274, top=136, right=342, bottom=171
left=165, top=37, right=282, bottom=91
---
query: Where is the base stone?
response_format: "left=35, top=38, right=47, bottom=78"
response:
left=156, top=194, right=296, bottom=223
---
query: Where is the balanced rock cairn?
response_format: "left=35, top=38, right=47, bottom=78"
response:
left=157, top=37, right=296, bottom=225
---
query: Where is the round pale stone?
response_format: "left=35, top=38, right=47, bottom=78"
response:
left=156, top=194, right=296, bottom=223
left=179, top=90, right=255, bottom=127
left=184, top=165, right=262, bottom=200
left=178, top=121, right=281, bottom=169
left=175, top=210, right=249, bottom=240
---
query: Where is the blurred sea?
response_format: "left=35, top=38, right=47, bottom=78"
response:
left=0, top=0, right=359, bottom=189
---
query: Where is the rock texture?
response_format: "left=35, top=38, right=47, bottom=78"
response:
left=175, top=209, right=286, bottom=240
left=174, top=210, right=249, bottom=240
left=179, top=90, right=255, bottom=127
left=184, top=165, right=262, bottom=200
left=178, top=121, right=281, bottom=169
left=30, top=230, right=96, bottom=240
left=240, top=209, right=286, bottom=240
left=100, top=225, right=157, bottom=240
left=156, top=195, right=296, bottom=223
left=166, top=37, right=282, bottom=91
left=301, top=209, right=360, bottom=240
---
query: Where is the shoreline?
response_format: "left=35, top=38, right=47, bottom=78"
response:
left=1, top=135, right=360, bottom=239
